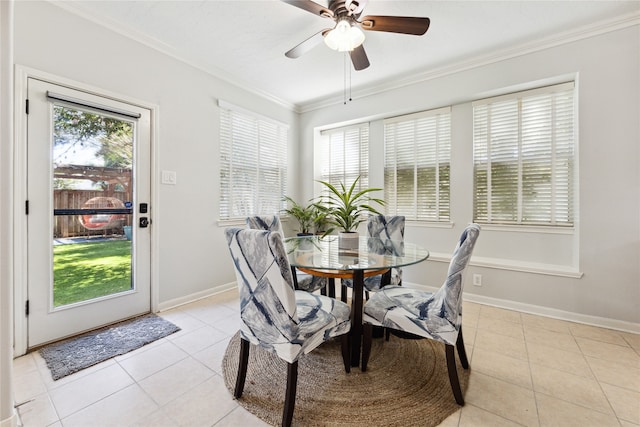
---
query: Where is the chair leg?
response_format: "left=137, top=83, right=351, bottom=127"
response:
left=362, top=323, right=373, bottom=372
left=456, top=328, right=469, bottom=369
left=329, top=278, right=336, bottom=298
left=282, top=361, right=298, bottom=427
left=234, top=337, right=250, bottom=398
left=445, top=344, right=465, bottom=405
left=340, top=333, right=351, bottom=373
left=341, top=284, right=348, bottom=303
left=385, top=328, right=391, bottom=341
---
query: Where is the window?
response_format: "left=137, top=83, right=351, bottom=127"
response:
left=317, top=123, right=369, bottom=191
left=384, top=107, right=451, bottom=222
left=473, top=82, right=575, bottom=226
left=219, top=101, right=288, bottom=220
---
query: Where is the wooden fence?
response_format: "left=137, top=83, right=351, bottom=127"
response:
left=54, top=190, right=132, bottom=238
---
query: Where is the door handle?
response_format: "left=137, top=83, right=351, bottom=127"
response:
left=139, top=217, right=150, bottom=228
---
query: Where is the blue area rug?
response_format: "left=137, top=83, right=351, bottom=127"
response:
left=39, top=313, right=180, bottom=380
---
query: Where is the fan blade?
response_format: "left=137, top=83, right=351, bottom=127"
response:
left=345, top=0, right=368, bottom=15
left=281, top=0, right=333, bottom=18
left=350, top=45, right=370, bottom=71
left=285, top=30, right=329, bottom=58
left=360, top=15, right=430, bottom=35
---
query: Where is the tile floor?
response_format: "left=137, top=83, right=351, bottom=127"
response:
left=13, top=288, right=640, bottom=427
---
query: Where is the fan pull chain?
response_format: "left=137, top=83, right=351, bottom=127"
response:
left=343, top=52, right=353, bottom=105
left=343, top=53, right=347, bottom=105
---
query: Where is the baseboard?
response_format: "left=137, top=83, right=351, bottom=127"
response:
left=0, top=411, right=18, bottom=427
left=406, top=282, right=640, bottom=334
left=157, top=282, right=236, bottom=312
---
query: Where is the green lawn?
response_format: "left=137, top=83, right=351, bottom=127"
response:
left=53, top=240, right=132, bottom=307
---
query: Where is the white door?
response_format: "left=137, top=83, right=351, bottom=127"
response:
left=27, top=78, right=152, bottom=348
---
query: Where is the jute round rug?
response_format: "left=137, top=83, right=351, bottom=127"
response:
left=222, top=331, right=469, bottom=426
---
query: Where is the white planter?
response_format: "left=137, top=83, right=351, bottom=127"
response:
left=338, top=231, right=359, bottom=250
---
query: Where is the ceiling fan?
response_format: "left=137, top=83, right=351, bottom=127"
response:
left=281, top=0, right=430, bottom=71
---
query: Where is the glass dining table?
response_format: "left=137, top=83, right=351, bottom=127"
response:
left=284, top=235, right=430, bottom=367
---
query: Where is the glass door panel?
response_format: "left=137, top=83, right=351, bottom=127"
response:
left=52, top=105, right=135, bottom=307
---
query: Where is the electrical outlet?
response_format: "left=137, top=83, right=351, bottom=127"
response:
left=473, top=274, right=482, bottom=286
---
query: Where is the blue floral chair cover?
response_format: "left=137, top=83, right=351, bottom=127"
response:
left=225, top=227, right=351, bottom=426
left=246, top=215, right=328, bottom=294
left=342, top=215, right=405, bottom=293
left=361, top=223, right=481, bottom=405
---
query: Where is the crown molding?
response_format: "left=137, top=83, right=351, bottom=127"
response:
left=48, top=1, right=297, bottom=112
left=48, top=1, right=638, bottom=115
left=297, top=10, right=640, bottom=113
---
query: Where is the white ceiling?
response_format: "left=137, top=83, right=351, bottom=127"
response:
left=58, top=0, right=639, bottom=109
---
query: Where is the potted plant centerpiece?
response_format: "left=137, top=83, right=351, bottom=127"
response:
left=282, top=196, right=315, bottom=236
left=318, top=176, right=385, bottom=250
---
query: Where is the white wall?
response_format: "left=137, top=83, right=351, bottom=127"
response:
left=300, top=25, right=640, bottom=328
left=13, top=1, right=299, bottom=309
left=9, top=1, right=639, bottom=336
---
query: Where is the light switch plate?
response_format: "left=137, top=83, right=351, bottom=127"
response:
left=161, top=170, right=177, bottom=185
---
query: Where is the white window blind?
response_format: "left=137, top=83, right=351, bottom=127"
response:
left=219, top=101, right=288, bottom=220
left=473, top=82, right=575, bottom=226
left=384, top=107, right=451, bottom=221
left=317, top=123, right=369, bottom=191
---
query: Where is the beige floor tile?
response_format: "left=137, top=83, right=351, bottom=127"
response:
left=476, top=316, right=524, bottom=340
left=620, top=332, right=640, bottom=352
left=210, top=314, right=242, bottom=336
left=586, top=356, right=640, bottom=392
left=536, top=392, right=620, bottom=427
left=576, top=337, right=640, bottom=369
left=61, top=384, right=158, bottom=427
left=118, top=340, right=189, bottom=381
left=48, top=363, right=134, bottom=419
left=168, top=325, right=229, bottom=355
left=474, top=329, right=528, bottom=361
left=521, top=313, right=572, bottom=335
left=15, top=393, right=59, bottom=427
left=461, top=325, right=477, bottom=349
left=138, top=356, right=214, bottom=406
left=600, top=383, right=640, bottom=424
left=465, top=372, right=539, bottom=427
left=157, top=310, right=207, bottom=338
left=437, top=407, right=462, bottom=427
left=128, top=408, right=178, bottom=427
left=458, top=404, right=524, bottom=427
left=526, top=341, right=593, bottom=379
left=13, top=353, right=39, bottom=376
left=530, top=364, right=613, bottom=415
left=479, top=305, right=522, bottom=324
left=162, top=375, right=238, bottom=427
left=569, top=323, right=629, bottom=346
left=14, top=369, right=47, bottom=403
left=471, top=347, right=532, bottom=389
left=193, top=336, right=233, bottom=375
left=524, top=324, right=581, bottom=354
left=183, top=302, right=237, bottom=326
left=214, top=406, right=271, bottom=426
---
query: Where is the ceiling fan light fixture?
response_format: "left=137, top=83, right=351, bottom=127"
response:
left=324, top=19, right=365, bottom=52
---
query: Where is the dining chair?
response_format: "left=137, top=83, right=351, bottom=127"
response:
left=225, top=228, right=351, bottom=426
left=246, top=215, right=331, bottom=295
left=361, top=223, right=481, bottom=405
left=341, top=215, right=405, bottom=301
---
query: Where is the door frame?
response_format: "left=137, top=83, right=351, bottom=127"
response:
left=13, top=65, right=160, bottom=356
